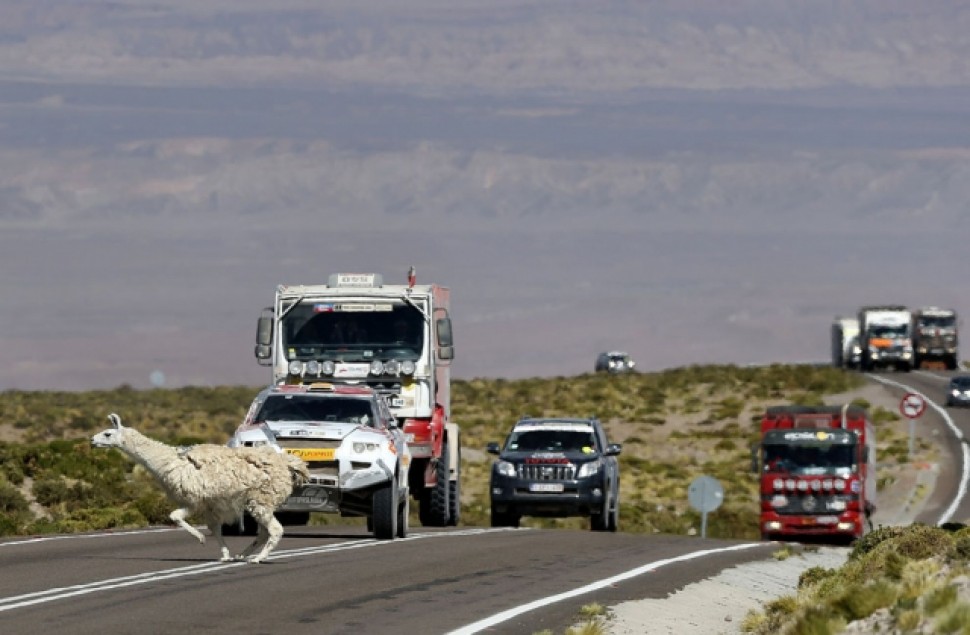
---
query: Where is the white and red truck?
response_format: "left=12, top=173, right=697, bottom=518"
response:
left=254, top=269, right=461, bottom=527
left=754, top=404, right=876, bottom=544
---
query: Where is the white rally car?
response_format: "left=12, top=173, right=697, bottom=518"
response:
left=227, top=382, right=410, bottom=539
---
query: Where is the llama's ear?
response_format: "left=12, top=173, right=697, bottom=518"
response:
left=107, top=413, right=123, bottom=429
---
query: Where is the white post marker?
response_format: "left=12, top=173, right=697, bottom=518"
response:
left=899, top=392, right=927, bottom=459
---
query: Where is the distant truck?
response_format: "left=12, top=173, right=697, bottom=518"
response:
left=831, top=317, right=861, bottom=370
left=253, top=270, right=461, bottom=527
left=754, top=405, right=876, bottom=544
left=911, top=307, right=959, bottom=370
left=857, top=305, right=914, bottom=372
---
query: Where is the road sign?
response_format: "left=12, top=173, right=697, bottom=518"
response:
left=899, top=392, right=927, bottom=419
left=688, top=475, right=724, bottom=539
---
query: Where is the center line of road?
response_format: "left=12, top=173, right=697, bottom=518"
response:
left=0, top=528, right=507, bottom=613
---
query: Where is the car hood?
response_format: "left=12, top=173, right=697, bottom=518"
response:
left=234, top=420, right=385, bottom=444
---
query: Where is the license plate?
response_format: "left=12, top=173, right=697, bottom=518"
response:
left=529, top=483, right=564, bottom=493
left=285, top=448, right=335, bottom=461
left=333, top=363, right=371, bottom=378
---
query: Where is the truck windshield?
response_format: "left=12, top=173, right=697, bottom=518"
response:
left=281, top=301, right=425, bottom=361
left=870, top=325, right=908, bottom=339
left=256, top=395, right=375, bottom=425
left=918, top=316, right=956, bottom=330
left=762, top=443, right=857, bottom=476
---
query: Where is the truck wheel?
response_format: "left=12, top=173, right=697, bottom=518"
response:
left=422, top=442, right=451, bottom=527
left=372, top=480, right=398, bottom=540
left=447, top=447, right=461, bottom=527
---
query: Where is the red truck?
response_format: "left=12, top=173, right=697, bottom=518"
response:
left=754, top=405, right=876, bottom=543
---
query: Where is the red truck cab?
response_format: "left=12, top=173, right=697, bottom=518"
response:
left=755, top=405, right=876, bottom=544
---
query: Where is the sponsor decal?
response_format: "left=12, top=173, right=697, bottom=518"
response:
left=285, top=448, right=336, bottom=461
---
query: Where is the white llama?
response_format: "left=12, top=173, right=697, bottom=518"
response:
left=91, top=413, right=310, bottom=563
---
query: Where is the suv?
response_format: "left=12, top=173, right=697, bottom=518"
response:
left=595, top=351, right=636, bottom=374
left=227, top=382, right=410, bottom=539
left=947, top=375, right=970, bottom=408
left=487, top=417, right=621, bottom=531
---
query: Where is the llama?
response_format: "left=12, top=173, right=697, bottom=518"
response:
left=91, top=413, right=310, bottom=563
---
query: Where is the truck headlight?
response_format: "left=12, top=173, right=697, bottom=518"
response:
left=306, top=360, right=321, bottom=376
left=400, top=360, right=416, bottom=375
left=495, top=460, right=516, bottom=477
left=577, top=458, right=602, bottom=478
left=383, top=360, right=402, bottom=375
left=288, top=360, right=304, bottom=376
left=369, top=360, right=384, bottom=375
left=320, top=360, right=336, bottom=375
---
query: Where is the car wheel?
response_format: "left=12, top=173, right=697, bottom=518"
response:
left=396, top=490, right=409, bottom=538
left=372, top=479, right=398, bottom=540
left=607, top=490, right=619, bottom=532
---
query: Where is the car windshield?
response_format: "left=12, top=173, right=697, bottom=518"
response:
left=506, top=429, right=597, bottom=453
left=256, top=395, right=374, bottom=426
left=951, top=377, right=970, bottom=388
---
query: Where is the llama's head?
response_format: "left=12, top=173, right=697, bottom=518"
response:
left=91, top=413, right=129, bottom=448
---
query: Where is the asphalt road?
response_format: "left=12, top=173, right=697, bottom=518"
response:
left=0, top=525, right=781, bottom=635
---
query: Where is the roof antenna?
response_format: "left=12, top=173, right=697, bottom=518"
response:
left=408, top=266, right=416, bottom=288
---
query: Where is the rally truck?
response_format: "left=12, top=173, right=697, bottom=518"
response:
left=753, top=404, right=876, bottom=544
left=857, top=305, right=914, bottom=372
left=253, top=269, right=461, bottom=527
left=227, top=382, right=410, bottom=539
left=912, top=307, right=960, bottom=370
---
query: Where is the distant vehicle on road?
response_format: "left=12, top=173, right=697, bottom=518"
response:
left=487, top=417, right=621, bottom=531
left=946, top=376, right=970, bottom=408
left=595, top=351, right=636, bottom=374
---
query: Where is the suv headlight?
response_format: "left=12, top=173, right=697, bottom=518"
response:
left=577, top=458, right=603, bottom=478
left=494, top=460, right=516, bottom=478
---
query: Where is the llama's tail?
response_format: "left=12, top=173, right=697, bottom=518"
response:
left=285, top=453, right=311, bottom=487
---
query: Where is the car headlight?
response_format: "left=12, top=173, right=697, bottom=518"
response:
left=248, top=440, right=273, bottom=448
left=288, top=360, right=304, bottom=376
left=352, top=442, right=380, bottom=454
left=494, top=460, right=516, bottom=477
left=577, top=458, right=602, bottom=478
left=953, top=390, right=961, bottom=397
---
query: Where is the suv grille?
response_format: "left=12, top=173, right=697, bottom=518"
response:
left=517, top=464, right=575, bottom=480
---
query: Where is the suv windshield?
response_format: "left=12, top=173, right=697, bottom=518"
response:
left=506, top=429, right=597, bottom=453
left=256, top=395, right=375, bottom=425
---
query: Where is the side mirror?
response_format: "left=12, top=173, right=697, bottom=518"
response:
left=436, top=317, right=454, bottom=347
left=750, top=444, right=760, bottom=474
left=486, top=442, right=501, bottom=455
left=604, top=443, right=622, bottom=456
left=255, top=311, right=273, bottom=361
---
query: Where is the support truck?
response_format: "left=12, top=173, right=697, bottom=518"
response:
left=912, top=307, right=959, bottom=370
left=254, top=269, right=461, bottom=527
left=858, top=305, right=914, bottom=372
left=754, top=405, right=876, bottom=544
left=831, top=317, right=861, bottom=370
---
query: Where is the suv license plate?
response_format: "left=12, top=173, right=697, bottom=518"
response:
left=529, top=483, right=564, bottom=493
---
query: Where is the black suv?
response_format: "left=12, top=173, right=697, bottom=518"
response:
left=487, top=417, right=621, bottom=531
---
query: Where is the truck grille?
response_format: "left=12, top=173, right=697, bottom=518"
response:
left=517, top=464, right=575, bottom=480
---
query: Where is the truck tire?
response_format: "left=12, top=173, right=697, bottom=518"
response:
left=372, top=480, right=398, bottom=540
left=447, top=446, right=461, bottom=527
left=420, top=442, right=451, bottom=527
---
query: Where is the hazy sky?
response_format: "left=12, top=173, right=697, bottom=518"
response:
left=2, top=1, right=969, bottom=390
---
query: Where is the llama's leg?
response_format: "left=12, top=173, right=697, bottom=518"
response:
left=170, top=508, right=205, bottom=544
left=207, top=522, right=233, bottom=562
left=246, top=504, right=283, bottom=564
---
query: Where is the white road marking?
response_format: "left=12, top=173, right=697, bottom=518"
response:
left=445, top=542, right=765, bottom=635
left=867, top=373, right=970, bottom=525
left=0, top=527, right=504, bottom=613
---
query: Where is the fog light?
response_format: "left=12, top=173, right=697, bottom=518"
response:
left=837, top=522, right=855, bottom=532
left=764, top=521, right=782, bottom=531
